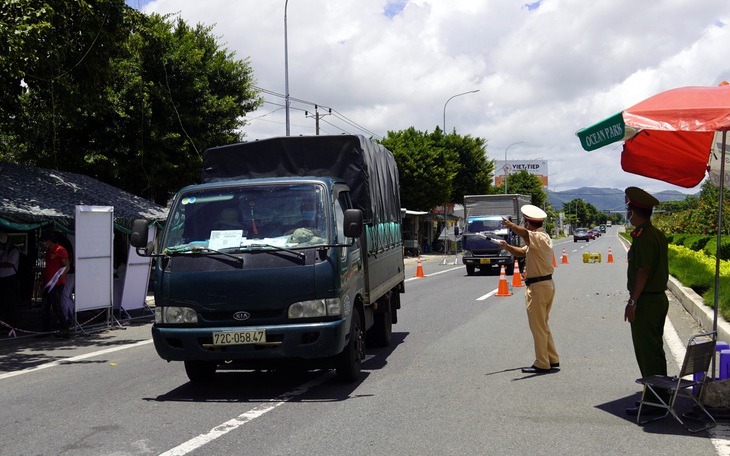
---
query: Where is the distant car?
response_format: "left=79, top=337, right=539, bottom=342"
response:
left=587, top=229, right=598, bottom=240
left=590, top=228, right=601, bottom=238
left=599, top=224, right=606, bottom=233
left=574, top=228, right=590, bottom=242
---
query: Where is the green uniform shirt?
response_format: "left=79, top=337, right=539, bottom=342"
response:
left=627, top=220, right=668, bottom=293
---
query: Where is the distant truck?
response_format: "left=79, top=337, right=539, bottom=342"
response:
left=131, top=135, right=404, bottom=383
left=606, top=220, right=612, bottom=227
left=458, top=194, right=531, bottom=275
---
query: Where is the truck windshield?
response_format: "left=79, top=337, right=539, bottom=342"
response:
left=466, top=218, right=503, bottom=233
left=162, top=183, right=328, bottom=252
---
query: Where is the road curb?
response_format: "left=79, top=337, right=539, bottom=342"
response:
left=668, top=275, right=730, bottom=344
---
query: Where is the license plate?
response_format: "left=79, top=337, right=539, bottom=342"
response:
left=479, top=259, right=491, bottom=264
left=213, top=330, right=266, bottom=346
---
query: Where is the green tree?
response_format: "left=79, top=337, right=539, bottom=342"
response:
left=654, top=180, right=730, bottom=234
left=380, top=127, right=457, bottom=211
left=501, top=170, right=547, bottom=207
left=1, top=2, right=262, bottom=203
left=439, top=130, right=494, bottom=204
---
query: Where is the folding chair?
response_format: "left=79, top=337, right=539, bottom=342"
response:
left=635, top=331, right=717, bottom=432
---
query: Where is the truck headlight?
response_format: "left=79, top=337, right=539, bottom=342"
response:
left=288, top=298, right=342, bottom=319
left=155, top=306, right=198, bottom=324
left=463, top=250, right=473, bottom=257
left=499, top=249, right=509, bottom=256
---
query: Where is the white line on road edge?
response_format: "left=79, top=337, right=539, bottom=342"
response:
left=159, top=372, right=335, bottom=456
left=664, top=320, right=730, bottom=455
left=0, top=339, right=153, bottom=380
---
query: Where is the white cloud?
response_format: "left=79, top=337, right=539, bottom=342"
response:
left=140, top=0, right=730, bottom=195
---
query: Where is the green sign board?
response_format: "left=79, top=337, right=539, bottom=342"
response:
left=576, top=112, right=626, bottom=151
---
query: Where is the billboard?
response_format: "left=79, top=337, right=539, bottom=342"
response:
left=494, top=160, right=548, bottom=187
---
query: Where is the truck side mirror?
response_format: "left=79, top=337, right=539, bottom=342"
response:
left=131, top=219, right=150, bottom=249
left=454, top=226, right=460, bottom=236
left=343, top=209, right=363, bottom=238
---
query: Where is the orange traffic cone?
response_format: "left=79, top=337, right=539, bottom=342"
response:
left=415, top=256, right=426, bottom=278
left=607, top=247, right=614, bottom=263
left=552, top=250, right=558, bottom=267
left=512, top=260, right=524, bottom=287
left=496, top=265, right=512, bottom=296
left=561, top=248, right=569, bottom=264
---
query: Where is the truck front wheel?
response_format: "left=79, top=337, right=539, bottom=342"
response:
left=184, top=360, right=217, bottom=383
left=465, top=265, right=475, bottom=276
left=336, top=310, right=364, bottom=382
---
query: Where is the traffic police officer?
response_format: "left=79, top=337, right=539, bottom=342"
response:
left=623, top=187, right=669, bottom=416
left=498, top=205, right=559, bottom=374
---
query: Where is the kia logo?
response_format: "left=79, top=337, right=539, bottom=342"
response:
left=233, top=311, right=251, bottom=321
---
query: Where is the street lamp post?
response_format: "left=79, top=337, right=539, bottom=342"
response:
left=441, top=89, right=478, bottom=255
left=504, top=141, right=525, bottom=194
left=442, top=90, right=479, bottom=133
left=284, top=0, right=291, bottom=136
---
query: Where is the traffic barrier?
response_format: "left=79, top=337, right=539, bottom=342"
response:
left=552, top=250, right=557, bottom=268
left=415, top=256, right=426, bottom=278
left=496, top=265, right=512, bottom=296
left=582, top=252, right=602, bottom=263
left=512, top=260, right=524, bottom=287
left=607, top=247, right=614, bottom=263
left=561, top=248, right=569, bottom=264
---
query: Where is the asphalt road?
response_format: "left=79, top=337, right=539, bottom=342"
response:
left=0, top=228, right=728, bottom=455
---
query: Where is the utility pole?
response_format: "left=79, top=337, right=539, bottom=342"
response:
left=305, top=105, right=332, bottom=135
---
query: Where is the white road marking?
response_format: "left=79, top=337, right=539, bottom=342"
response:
left=405, top=266, right=462, bottom=282
left=0, top=339, right=153, bottom=380
left=159, top=372, right=335, bottom=456
left=477, top=290, right=498, bottom=301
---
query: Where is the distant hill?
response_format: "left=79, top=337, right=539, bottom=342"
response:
left=547, top=187, right=691, bottom=213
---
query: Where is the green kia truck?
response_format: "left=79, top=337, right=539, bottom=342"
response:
left=131, top=135, right=404, bottom=383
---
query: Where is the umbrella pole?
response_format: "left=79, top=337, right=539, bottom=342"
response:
left=712, top=130, right=727, bottom=379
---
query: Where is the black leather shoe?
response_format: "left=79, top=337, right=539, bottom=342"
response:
left=550, top=363, right=560, bottom=368
left=626, top=405, right=665, bottom=416
left=521, top=365, right=552, bottom=374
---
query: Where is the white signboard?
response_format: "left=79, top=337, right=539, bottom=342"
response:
left=119, top=225, right=157, bottom=311
left=75, top=206, right=114, bottom=312
left=494, top=160, right=549, bottom=186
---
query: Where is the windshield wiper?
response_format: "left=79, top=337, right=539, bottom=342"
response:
left=165, top=246, right=243, bottom=264
left=241, top=243, right=306, bottom=259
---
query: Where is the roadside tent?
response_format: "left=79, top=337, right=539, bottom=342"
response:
left=0, top=162, right=167, bottom=231
left=0, top=162, right=168, bottom=334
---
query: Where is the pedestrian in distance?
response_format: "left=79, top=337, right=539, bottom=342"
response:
left=55, top=233, right=75, bottom=324
left=0, top=231, right=20, bottom=333
left=497, top=205, right=559, bottom=374
left=622, top=187, right=670, bottom=416
left=40, top=230, right=70, bottom=338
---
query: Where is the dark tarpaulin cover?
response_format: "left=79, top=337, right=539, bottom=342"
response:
left=0, top=162, right=168, bottom=230
left=202, top=135, right=401, bottom=225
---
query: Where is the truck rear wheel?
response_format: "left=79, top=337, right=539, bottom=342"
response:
left=367, top=306, right=392, bottom=347
left=336, top=309, right=364, bottom=382
left=184, top=360, right=217, bottom=383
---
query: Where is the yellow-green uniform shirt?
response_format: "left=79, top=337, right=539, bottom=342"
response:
left=627, top=220, right=668, bottom=293
left=520, top=227, right=554, bottom=279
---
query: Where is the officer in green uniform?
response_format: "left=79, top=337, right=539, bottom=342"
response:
left=623, top=187, right=669, bottom=416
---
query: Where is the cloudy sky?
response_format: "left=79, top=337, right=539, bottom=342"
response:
left=129, top=0, right=730, bottom=195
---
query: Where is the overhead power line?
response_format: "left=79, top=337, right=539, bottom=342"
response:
left=252, top=86, right=380, bottom=139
